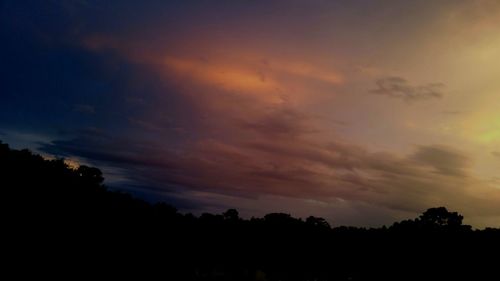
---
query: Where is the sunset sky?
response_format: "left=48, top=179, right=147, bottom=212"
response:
left=2, top=0, right=500, bottom=227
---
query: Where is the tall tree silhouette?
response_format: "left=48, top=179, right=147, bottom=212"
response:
left=419, top=206, right=465, bottom=228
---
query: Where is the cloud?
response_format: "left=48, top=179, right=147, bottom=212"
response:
left=238, top=107, right=315, bottom=138
left=40, top=136, right=175, bottom=170
left=5, top=0, right=500, bottom=228
left=23, top=31, right=498, bottom=227
left=162, top=56, right=282, bottom=103
left=411, top=145, right=470, bottom=177
left=40, top=128, right=500, bottom=227
left=370, top=76, right=445, bottom=101
left=269, top=60, right=344, bottom=85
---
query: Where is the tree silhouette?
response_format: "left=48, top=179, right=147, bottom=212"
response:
left=305, top=216, right=331, bottom=229
left=223, top=208, right=240, bottom=221
left=419, top=207, right=463, bottom=228
left=77, top=165, right=104, bottom=185
left=1, top=140, right=499, bottom=281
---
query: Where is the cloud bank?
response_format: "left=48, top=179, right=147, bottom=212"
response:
left=2, top=0, right=500, bottom=227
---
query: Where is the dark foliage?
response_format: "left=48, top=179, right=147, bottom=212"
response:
left=2, top=141, right=499, bottom=280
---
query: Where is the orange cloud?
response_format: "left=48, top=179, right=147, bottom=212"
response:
left=271, top=61, right=344, bottom=85
left=161, top=54, right=344, bottom=106
left=163, top=56, right=283, bottom=103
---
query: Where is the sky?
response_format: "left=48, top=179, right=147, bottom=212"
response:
left=1, top=0, right=500, bottom=228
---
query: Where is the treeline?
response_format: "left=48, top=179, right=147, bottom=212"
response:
left=1, top=141, right=499, bottom=280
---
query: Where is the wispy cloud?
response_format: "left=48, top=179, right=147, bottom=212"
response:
left=160, top=55, right=344, bottom=105
left=370, top=77, right=445, bottom=102
left=40, top=130, right=500, bottom=225
left=411, top=145, right=470, bottom=177
left=237, top=107, right=315, bottom=138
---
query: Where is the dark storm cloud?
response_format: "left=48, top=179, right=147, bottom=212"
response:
left=40, top=136, right=175, bottom=169
left=411, top=145, right=470, bottom=177
left=39, top=128, right=500, bottom=218
left=238, top=108, right=315, bottom=138
left=370, top=77, right=445, bottom=101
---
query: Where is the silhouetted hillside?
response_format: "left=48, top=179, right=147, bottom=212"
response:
left=1, top=141, right=499, bottom=280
